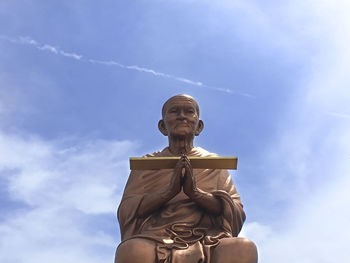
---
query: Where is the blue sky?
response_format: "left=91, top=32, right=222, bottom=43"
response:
left=0, top=0, right=349, bottom=262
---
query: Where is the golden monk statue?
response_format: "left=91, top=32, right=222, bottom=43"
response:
left=115, top=94, right=258, bottom=263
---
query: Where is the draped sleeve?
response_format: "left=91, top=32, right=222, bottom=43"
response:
left=211, top=170, right=246, bottom=237
left=117, top=170, right=145, bottom=241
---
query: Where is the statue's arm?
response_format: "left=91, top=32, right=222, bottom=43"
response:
left=182, top=156, right=223, bottom=215
left=137, top=159, right=183, bottom=217
left=137, top=189, right=176, bottom=217
left=187, top=187, right=223, bottom=215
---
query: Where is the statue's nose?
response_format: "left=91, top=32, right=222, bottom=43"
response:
left=177, top=110, right=186, bottom=119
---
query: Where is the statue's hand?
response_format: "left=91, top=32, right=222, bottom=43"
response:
left=164, top=157, right=183, bottom=199
left=182, top=155, right=198, bottom=198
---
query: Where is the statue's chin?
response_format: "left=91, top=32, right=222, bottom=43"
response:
left=170, top=127, right=195, bottom=138
left=169, top=132, right=195, bottom=140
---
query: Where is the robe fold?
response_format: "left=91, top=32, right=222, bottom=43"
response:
left=118, top=147, right=245, bottom=263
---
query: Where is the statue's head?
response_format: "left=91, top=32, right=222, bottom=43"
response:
left=158, top=94, right=204, bottom=139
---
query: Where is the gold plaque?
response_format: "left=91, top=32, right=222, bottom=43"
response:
left=130, top=156, right=237, bottom=170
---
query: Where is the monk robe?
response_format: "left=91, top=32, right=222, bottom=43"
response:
left=118, top=147, right=246, bottom=263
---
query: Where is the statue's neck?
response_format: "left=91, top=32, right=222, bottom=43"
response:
left=168, top=136, right=194, bottom=155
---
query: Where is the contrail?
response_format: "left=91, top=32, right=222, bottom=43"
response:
left=0, top=35, right=254, bottom=97
left=2, top=36, right=83, bottom=60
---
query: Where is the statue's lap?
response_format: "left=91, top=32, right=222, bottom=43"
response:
left=115, top=237, right=258, bottom=263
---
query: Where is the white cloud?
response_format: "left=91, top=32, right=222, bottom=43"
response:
left=237, top=1, right=350, bottom=262
left=0, top=133, right=136, bottom=212
left=247, top=166, right=350, bottom=262
left=0, top=131, right=138, bottom=262
left=240, top=222, right=272, bottom=245
left=0, top=206, right=115, bottom=263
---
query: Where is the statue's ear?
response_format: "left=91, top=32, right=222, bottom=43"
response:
left=195, top=120, right=204, bottom=136
left=158, top=120, right=168, bottom=136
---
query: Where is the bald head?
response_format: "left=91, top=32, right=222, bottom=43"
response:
left=161, top=94, right=200, bottom=119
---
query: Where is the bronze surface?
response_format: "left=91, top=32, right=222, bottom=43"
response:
left=115, top=94, right=258, bottom=263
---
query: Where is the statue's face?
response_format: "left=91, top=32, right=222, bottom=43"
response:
left=161, top=96, right=202, bottom=138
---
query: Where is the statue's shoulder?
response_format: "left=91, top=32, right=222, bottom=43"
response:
left=191, top=147, right=219, bottom=157
left=142, top=147, right=170, bottom=157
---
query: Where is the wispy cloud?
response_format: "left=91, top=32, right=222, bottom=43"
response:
left=6, top=36, right=84, bottom=60
left=89, top=59, right=206, bottom=88
left=0, top=35, right=254, bottom=96
left=327, top=111, right=350, bottom=120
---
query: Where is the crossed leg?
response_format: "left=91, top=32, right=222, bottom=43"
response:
left=211, top=237, right=258, bottom=263
left=115, top=238, right=156, bottom=263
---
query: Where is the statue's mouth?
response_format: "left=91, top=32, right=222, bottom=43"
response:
left=176, top=123, right=189, bottom=127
